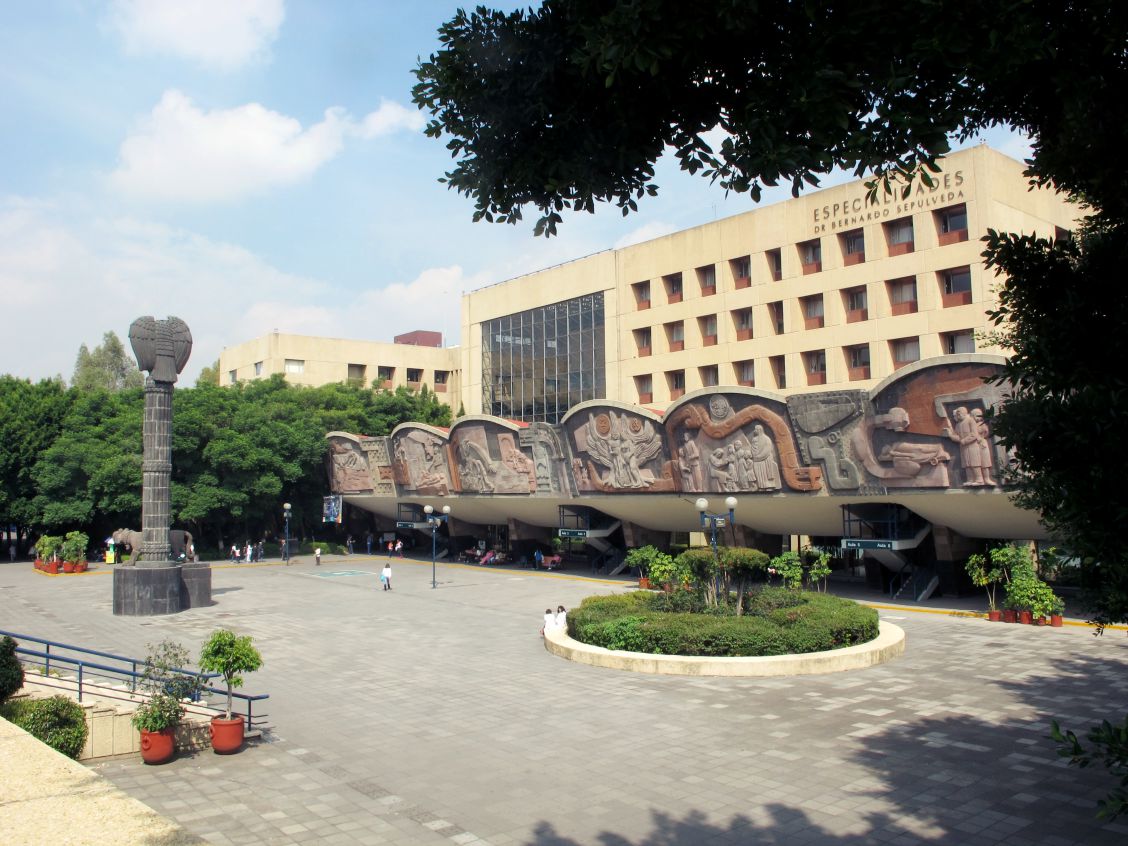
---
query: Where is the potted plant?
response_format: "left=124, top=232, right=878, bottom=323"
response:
left=965, top=550, right=1005, bottom=621
left=131, top=691, right=183, bottom=764
left=645, top=549, right=680, bottom=592
left=199, top=629, right=263, bottom=754
left=61, top=531, right=89, bottom=574
left=1048, top=593, right=1065, bottom=627
left=34, top=535, right=62, bottom=574
left=1004, top=578, right=1035, bottom=624
left=625, top=545, right=666, bottom=589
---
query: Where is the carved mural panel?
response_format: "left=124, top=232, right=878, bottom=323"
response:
left=391, top=428, right=451, bottom=496
left=567, top=409, right=675, bottom=493
left=449, top=424, right=537, bottom=494
left=327, top=435, right=374, bottom=493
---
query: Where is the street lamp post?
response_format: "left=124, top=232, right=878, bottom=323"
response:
left=423, top=504, right=451, bottom=589
left=696, top=497, right=737, bottom=593
left=283, top=502, right=292, bottom=565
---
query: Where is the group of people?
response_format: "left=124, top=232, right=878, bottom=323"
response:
left=540, top=604, right=567, bottom=636
left=230, top=541, right=265, bottom=563
left=386, top=539, right=404, bottom=557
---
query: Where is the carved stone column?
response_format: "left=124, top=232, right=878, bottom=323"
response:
left=140, top=378, right=173, bottom=563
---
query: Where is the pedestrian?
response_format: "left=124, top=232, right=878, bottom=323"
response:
left=533, top=548, right=543, bottom=570
left=395, top=539, right=403, bottom=558
left=9, top=541, right=16, bottom=563
left=540, top=608, right=555, bottom=636
left=555, top=605, right=568, bottom=632
left=315, top=547, right=322, bottom=566
left=365, top=531, right=373, bottom=555
left=381, top=562, right=392, bottom=590
left=230, top=543, right=239, bottom=563
left=245, top=542, right=252, bottom=563
left=347, top=535, right=354, bottom=555
left=387, top=540, right=393, bottom=558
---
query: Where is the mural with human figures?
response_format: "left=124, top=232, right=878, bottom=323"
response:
left=327, top=359, right=1008, bottom=501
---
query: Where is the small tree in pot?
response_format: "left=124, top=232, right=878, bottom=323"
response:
left=199, top=629, right=263, bottom=754
left=131, top=692, right=183, bottom=765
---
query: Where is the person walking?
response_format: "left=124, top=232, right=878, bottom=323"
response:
left=395, top=539, right=404, bottom=558
left=386, top=540, right=394, bottom=558
left=315, top=547, right=322, bottom=566
left=381, top=562, right=392, bottom=590
left=347, top=535, right=354, bottom=555
left=365, top=531, right=373, bottom=555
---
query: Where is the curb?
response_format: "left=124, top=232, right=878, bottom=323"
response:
left=543, top=620, right=905, bottom=677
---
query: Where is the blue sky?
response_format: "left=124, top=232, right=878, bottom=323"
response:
left=0, top=1, right=1032, bottom=385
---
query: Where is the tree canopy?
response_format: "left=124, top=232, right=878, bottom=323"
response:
left=414, top=1, right=1128, bottom=235
left=71, top=331, right=143, bottom=391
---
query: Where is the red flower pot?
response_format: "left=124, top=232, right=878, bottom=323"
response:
left=638, top=577, right=651, bottom=590
left=74, top=561, right=88, bottom=573
left=1050, top=614, right=1064, bottom=628
left=140, top=728, right=176, bottom=765
left=987, top=610, right=1002, bottom=622
left=210, top=716, right=245, bottom=754
left=1002, top=609, right=1016, bottom=623
left=44, top=561, right=59, bottom=574
left=62, top=561, right=75, bottom=573
left=1018, top=610, right=1033, bottom=625
left=1035, top=616, right=1047, bottom=626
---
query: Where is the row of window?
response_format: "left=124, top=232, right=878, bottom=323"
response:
left=632, top=331, right=976, bottom=400
left=230, top=360, right=450, bottom=388
left=631, top=269, right=973, bottom=355
left=631, top=205, right=970, bottom=308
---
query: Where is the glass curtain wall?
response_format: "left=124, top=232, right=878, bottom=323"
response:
left=482, top=293, right=606, bottom=423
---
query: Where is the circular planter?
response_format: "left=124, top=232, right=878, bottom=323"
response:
left=1050, top=614, right=1064, bottom=628
left=987, top=610, right=1002, bottom=622
left=210, top=716, right=245, bottom=754
left=1018, top=610, right=1033, bottom=625
left=1002, top=609, right=1017, bottom=623
left=139, top=728, right=175, bottom=765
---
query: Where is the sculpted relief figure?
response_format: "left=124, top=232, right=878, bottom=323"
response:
left=677, top=430, right=703, bottom=491
left=708, top=447, right=739, bottom=491
left=458, top=439, right=495, bottom=492
left=942, top=406, right=997, bottom=486
left=582, top=411, right=663, bottom=489
left=850, top=407, right=951, bottom=488
left=747, top=424, right=782, bottom=491
left=329, top=439, right=372, bottom=492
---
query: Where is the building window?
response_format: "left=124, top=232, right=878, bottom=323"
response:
left=407, top=368, right=423, bottom=384
left=841, top=229, right=865, bottom=265
left=846, top=344, right=871, bottom=381
left=699, top=364, right=719, bottom=387
left=697, top=264, right=716, bottom=295
left=940, top=267, right=973, bottom=306
left=664, top=273, right=683, bottom=303
left=770, top=355, right=786, bottom=390
left=936, top=203, right=968, bottom=245
left=843, top=287, right=868, bottom=322
left=666, top=369, right=686, bottom=399
left=633, top=280, right=651, bottom=310
left=887, top=276, right=918, bottom=315
left=731, top=255, right=751, bottom=287
left=634, top=327, right=652, bottom=356
left=347, top=363, right=366, bottom=385
left=635, top=374, right=653, bottom=403
left=891, top=337, right=920, bottom=369
left=766, top=248, right=783, bottom=281
left=802, top=295, right=824, bottom=330
left=253, top=361, right=263, bottom=377
left=377, top=366, right=395, bottom=384
left=228, top=369, right=237, bottom=384
left=768, top=300, right=785, bottom=335
left=734, top=359, right=754, bottom=387
left=665, top=320, right=685, bottom=351
left=284, top=359, right=304, bottom=375
left=434, top=370, right=449, bottom=391
left=885, top=216, right=915, bottom=255
left=733, top=307, right=753, bottom=340
left=699, top=314, right=717, bottom=346
left=481, top=292, right=606, bottom=424
left=798, top=239, right=822, bottom=273
left=942, top=330, right=976, bottom=355
left=803, top=350, right=827, bottom=385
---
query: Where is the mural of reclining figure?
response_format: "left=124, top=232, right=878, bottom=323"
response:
left=849, top=407, right=952, bottom=487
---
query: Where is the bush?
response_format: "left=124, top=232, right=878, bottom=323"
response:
left=0, top=636, right=24, bottom=703
left=2, top=695, right=88, bottom=759
left=130, top=692, right=183, bottom=733
left=569, top=590, right=878, bottom=657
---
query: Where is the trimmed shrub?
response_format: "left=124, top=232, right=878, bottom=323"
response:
left=570, top=590, right=878, bottom=657
left=0, top=635, right=24, bottom=703
left=3, top=695, right=88, bottom=759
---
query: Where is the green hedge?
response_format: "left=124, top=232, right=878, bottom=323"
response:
left=0, top=695, right=88, bottom=759
left=569, top=588, right=878, bottom=657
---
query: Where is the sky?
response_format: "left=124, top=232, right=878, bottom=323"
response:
left=0, top=1, right=1033, bottom=386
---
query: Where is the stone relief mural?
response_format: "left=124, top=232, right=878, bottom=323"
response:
left=325, top=361, right=1009, bottom=501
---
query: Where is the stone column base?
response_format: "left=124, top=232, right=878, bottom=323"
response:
left=113, top=562, right=213, bottom=615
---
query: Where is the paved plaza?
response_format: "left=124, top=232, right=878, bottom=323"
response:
left=3, top=554, right=1128, bottom=846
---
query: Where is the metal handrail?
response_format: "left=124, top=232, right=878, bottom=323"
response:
left=1, top=629, right=268, bottom=731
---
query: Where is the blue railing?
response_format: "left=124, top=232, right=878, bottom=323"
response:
left=0, top=629, right=269, bottom=732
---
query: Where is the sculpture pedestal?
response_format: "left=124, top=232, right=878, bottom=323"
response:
left=113, top=562, right=213, bottom=616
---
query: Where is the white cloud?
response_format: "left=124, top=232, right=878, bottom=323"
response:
left=109, top=91, right=421, bottom=203
left=106, top=0, right=285, bottom=71
left=614, top=221, right=678, bottom=249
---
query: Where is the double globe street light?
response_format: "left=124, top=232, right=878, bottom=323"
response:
left=696, top=496, right=738, bottom=560
left=423, top=504, right=451, bottom=589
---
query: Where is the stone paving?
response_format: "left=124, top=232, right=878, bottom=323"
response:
left=2, top=554, right=1128, bottom=845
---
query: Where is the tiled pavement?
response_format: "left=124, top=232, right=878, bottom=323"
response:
left=2, top=554, right=1127, bottom=845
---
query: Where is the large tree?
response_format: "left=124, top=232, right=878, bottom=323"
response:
left=71, top=331, right=143, bottom=392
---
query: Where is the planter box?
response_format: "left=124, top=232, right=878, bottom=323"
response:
left=667, top=293, right=683, bottom=304
left=637, top=299, right=650, bottom=310
left=938, top=229, right=969, bottom=246
left=700, top=285, right=716, bottom=297
left=890, top=300, right=918, bottom=315
left=702, top=334, right=717, bottom=347
left=846, top=308, right=868, bottom=323
left=801, top=261, right=822, bottom=275
left=888, top=241, right=914, bottom=256
left=668, top=341, right=684, bottom=352
left=843, top=252, right=865, bottom=266
left=735, top=328, right=753, bottom=341
left=637, top=392, right=653, bottom=404
left=847, top=366, right=871, bottom=381
left=734, top=276, right=751, bottom=289
left=637, top=346, right=651, bottom=357
left=803, top=316, right=825, bottom=330
left=806, top=372, right=827, bottom=386
left=942, top=291, right=973, bottom=308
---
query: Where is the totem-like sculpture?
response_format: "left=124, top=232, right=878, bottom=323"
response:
left=128, top=316, right=193, bottom=563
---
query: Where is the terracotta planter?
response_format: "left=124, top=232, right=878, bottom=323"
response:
left=210, top=716, right=245, bottom=754
left=638, top=577, right=651, bottom=590
left=1002, top=609, right=1016, bottom=623
left=1050, top=614, right=1064, bottom=628
left=987, top=609, right=1002, bottom=622
left=74, top=561, right=88, bottom=573
left=44, top=561, right=59, bottom=574
left=140, top=728, right=176, bottom=765
left=62, top=561, right=75, bottom=573
left=1035, top=616, right=1047, bottom=626
left=1018, top=610, right=1033, bottom=625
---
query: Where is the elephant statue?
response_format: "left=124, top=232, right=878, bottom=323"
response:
left=112, top=529, right=195, bottom=565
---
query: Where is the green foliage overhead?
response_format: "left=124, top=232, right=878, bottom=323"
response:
left=2, top=695, right=88, bottom=759
left=0, top=636, right=25, bottom=704
left=1053, top=716, right=1128, bottom=821
left=414, top=1, right=1128, bottom=236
